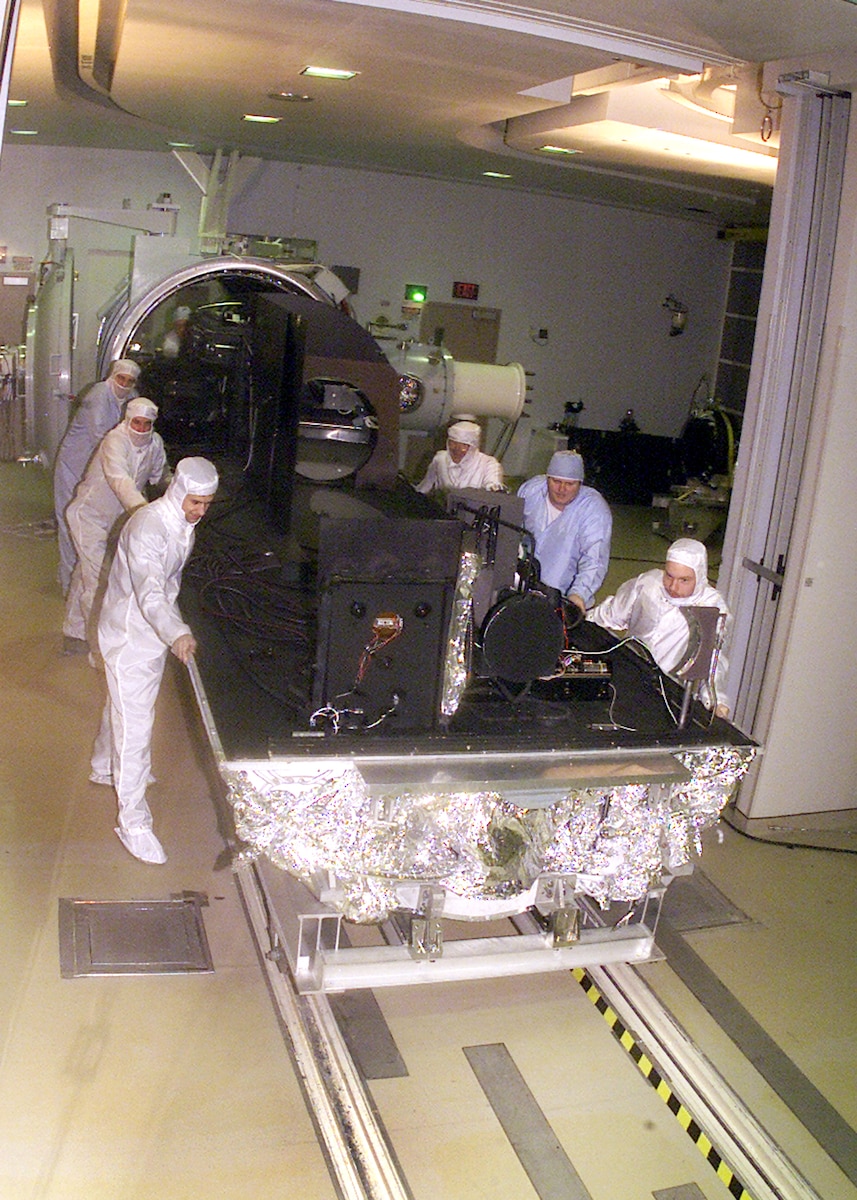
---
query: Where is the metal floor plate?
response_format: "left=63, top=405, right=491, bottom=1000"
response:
left=59, top=893, right=214, bottom=977
left=660, top=871, right=749, bottom=932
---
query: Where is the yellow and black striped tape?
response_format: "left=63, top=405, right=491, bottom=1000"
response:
left=572, top=967, right=755, bottom=1200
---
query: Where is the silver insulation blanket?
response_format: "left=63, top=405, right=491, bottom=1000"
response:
left=225, top=744, right=756, bottom=922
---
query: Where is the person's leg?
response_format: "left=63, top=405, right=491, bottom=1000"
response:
left=61, top=563, right=87, bottom=643
left=106, top=644, right=168, bottom=863
left=77, top=536, right=108, bottom=650
left=87, top=517, right=127, bottom=664
left=89, top=680, right=156, bottom=788
left=89, top=695, right=114, bottom=784
left=63, top=506, right=106, bottom=644
left=53, top=458, right=79, bottom=596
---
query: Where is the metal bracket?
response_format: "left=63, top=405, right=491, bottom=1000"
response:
left=407, top=886, right=444, bottom=960
left=534, top=875, right=580, bottom=947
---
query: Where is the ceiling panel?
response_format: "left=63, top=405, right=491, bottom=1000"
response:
left=6, top=0, right=857, bottom=225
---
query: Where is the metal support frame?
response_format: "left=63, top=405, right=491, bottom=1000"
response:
left=290, top=917, right=660, bottom=994
left=269, top=866, right=667, bottom=995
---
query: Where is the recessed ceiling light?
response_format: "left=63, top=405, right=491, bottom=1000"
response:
left=9, top=129, right=38, bottom=136
left=483, top=171, right=512, bottom=179
left=268, top=91, right=312, bottom=103
left=167, top=140, right=196, bottom=148
left=242, top=114, right=281, bottom=124
left=7, top=99, right=27, bottom=107
left=540, top=144, right=582, bottom=155
left=300, top=66, right=358, bottom=80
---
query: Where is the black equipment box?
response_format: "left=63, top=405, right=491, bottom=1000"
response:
left=313, top=517, right=462, bottom=730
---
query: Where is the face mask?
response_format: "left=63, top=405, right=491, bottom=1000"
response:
left=111, top=380, right=134, bottom=401
left=127, top=424, right=153, bottom=448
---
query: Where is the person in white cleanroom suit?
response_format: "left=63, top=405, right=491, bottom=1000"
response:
left=91, top=457, right=219, bottom=864
left=63, top=398, right=170, bottom=651
left=587, top=537, right=732, bottom=715
left=415, top=420, right=504, bottom=493
left=518, top=449, right=612, bottom=612
left=53, top=359, right=140, bottom=596
left=161, top=305, right=191, bottom=358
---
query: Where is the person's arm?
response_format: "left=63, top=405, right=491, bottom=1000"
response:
left=147, top=438, right=172, bottom=491
left=101, top=435, right=148, bottom=512
left=415, top=454, right=440, bottom=494
left=481, top=454, right=504, bottom=491
left=83, top=384, right=121, bottom=445
left=126, top=518, right=193, bottom=649
left=566, top=498, right=612, bottom=610
left=587, top=573, right=641, bottom=631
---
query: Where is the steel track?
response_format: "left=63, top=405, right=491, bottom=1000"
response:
left=235, top=858, right=823, bottom=1200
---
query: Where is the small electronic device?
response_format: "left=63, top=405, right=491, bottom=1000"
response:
left=531, top=651, right=613, bottom=701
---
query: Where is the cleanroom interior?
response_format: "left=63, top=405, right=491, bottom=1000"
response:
left=2, top=3, right=857, bottom=1193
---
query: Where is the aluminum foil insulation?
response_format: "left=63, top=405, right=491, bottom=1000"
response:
left=226, top=744, right=756, bottom=922
left=440, top=548, right=482, bottom=719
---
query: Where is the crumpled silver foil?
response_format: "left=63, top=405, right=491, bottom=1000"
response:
left=225, top=744, right=757, bottom=921
left=440, top=549, right=482, bottom=719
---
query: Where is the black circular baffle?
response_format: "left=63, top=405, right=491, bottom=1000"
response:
left=479, top=591, right=564, bottom=683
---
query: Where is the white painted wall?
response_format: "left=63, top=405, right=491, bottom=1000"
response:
left=0, top=145, right=732, bottom=452
left=0, top=146, right=204, bottom=397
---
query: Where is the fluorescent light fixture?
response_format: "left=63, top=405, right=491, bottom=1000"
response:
left=301, top=66, right=358, bottom=80
left=7, top=99, right=28, bottom=107
left=612, top=125, right=776, bottom=174
left=483, top=170, right=512, bottom=178
left=9, top=129, right=38, bottom=136
left=505, top=79, right=777, bottom=182
left=167, top=141, right=196, bottom=148
left=242, top=114, right=281, bottom=124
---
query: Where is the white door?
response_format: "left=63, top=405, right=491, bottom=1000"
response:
left=718, top=83, right=850, bottom=773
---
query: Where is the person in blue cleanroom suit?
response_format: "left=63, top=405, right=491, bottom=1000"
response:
left=53, top=359, right=140, bottom=596
left=91, top=457, right=219, bottom=864
left=517, top=449, right=612, bottom=613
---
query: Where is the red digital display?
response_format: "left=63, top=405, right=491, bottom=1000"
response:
left=452, top=280, right=480, bottom=300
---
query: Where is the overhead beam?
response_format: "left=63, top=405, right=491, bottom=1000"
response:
left=329, top=0, right=741, bottom=73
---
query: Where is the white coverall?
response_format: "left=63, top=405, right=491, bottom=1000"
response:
left=63, top=405, right=169, bottom=644
left=92, top=457, right=219, bottom=864
left=53, top=362, right=139, bottom=594
left=587, top=538, right=732, bottom=712
left=416, top=446, right=504, bottom=493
